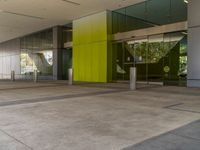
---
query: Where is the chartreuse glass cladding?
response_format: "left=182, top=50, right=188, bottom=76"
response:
left=73, top=11, right=112, bottom=83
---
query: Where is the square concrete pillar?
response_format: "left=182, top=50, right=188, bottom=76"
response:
left=188, top=0, right=200, bottom=87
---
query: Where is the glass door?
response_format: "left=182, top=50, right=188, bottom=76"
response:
left=131, top=38, right=148, bottom=83
left=114, top=37, right=149, bottom=84
left=113, top=31, right=187, bottom=86
left=147, top=34, right=165, bottom=84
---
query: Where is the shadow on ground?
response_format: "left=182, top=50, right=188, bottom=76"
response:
left=123, top=120, right=200, bottom=150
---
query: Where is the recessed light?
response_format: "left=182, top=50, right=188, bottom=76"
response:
left=2, top=11, right=44, bottom=19
left=62, top=0, right=80, bottom=6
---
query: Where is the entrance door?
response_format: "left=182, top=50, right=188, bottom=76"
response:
left=114, top=31, right=187, bottom=86
left=128, top=36, right=163, bottom=85
left=115, top=37, right=149, bottom=83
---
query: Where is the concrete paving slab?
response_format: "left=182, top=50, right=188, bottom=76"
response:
left=0, top=130, right=31, bottom=150
left=123, top=133, right=200, bottom=150
left=0, top=81, right=199, bottom=150
left=123, top=120, right=200, bottom=150
left=172, top=120, right=200, bottom=140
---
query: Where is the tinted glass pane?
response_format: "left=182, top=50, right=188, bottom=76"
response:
left=20, top=29, right=53, bottom=76
left=171, top=0, right=187, bottom=23
left=146, top=0, right=171, bottom=25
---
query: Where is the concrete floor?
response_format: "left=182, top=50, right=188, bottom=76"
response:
left=0, top=81, right=199, bottom=150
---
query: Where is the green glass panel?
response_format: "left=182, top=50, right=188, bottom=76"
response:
left=73, top=11, right=109, bottom=82
left=171, top=0, right=187, bottom=23
left=112, top=0, right=187, bottom=33
left=146, top=0, right=171, bottom=25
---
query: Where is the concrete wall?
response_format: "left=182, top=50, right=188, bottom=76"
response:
left=0, top=39, right=21, bottom=79
left=187, top=0, right=200, bottom=87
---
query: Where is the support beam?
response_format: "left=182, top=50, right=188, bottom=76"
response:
left=113, top=21, right=187, bottom=42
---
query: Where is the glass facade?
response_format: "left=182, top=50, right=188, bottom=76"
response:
left=112, top=0, right=187, bottom=33
left=112, top=32, right=187, bottom=86
left=20, top=29, right=53, bottom=79
left=112, top=0, right=188, bottom=86
left=0, top=39, right=21, bottom=79
left=0, top=28, right=54, bottom=80
left=0, top=0, right=188, bottom=84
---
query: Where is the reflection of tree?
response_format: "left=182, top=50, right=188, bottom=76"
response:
left=115, top=34, right=187, bottom=82
left=179, top=43, right=187, bottom=76
left=20, top=51, right=53, bottom=75
left=132, top=41, right=177, bottom=63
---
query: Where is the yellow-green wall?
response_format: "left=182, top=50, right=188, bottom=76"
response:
left=73, top=11, right=111, bottom=82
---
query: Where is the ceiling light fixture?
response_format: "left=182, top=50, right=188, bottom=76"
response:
left=2, top=11, right=44, bottom=19
left=184, top=0, right=188, bottom=4
left=62, top=0, right=80, bottom=6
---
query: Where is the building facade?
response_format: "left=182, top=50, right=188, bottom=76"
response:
left=1, top=0, right=199, bottom=87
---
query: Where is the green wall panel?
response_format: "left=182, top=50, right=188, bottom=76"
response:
left=73, top=12, right=108, bottom=45
left=73, top=12, right=106, bottom=82
left=73, top=11, right=112, bottom=83
left=73, top=42, right=107, bottom=82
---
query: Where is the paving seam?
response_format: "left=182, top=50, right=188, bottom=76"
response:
left=142, top=89, right=200, bottom=96
left=0, top=84, right=68, bottom=91
left=166, top=107, right=200, bottom=114
left=164, top=103, right=200, bottom=114
left=163, top=103, right=184, bottom=108
left=0, top=128, right=34, bottom=150
left=0, top=89, right=128, bottom=107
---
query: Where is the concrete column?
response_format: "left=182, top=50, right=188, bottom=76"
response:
left=53, top=26, right=63, bottom=80
left=188, top=0, right=200, bottom=87
left=130, top=67, right=137, bottom=90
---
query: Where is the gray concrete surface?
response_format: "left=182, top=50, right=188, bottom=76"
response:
left=0, top=81, right=199, bottom=150
left=123, top=120, right=200, bottom=150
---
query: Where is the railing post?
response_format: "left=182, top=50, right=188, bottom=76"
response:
left=11, top=70, right=15, bottom=81
left=68, top=68, right=73, bottom=85
left=130, top=67, right=137, bottom=90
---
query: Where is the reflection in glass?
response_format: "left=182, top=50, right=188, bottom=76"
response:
left=113, top=32, right=187, bottom=86
left=20, top=29, right=53, bottom=76
left=112, top=0, right=187, bottom=34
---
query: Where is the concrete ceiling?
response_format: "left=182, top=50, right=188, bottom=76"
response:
left=0, top=0, right=145, bottom=43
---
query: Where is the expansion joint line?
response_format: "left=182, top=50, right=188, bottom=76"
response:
left=0, top=128, right=34, bottom=150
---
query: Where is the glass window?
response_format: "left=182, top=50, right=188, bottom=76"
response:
left=20, top=29, right=53, bottom=76
left=112, top=0, right=187, bottom=33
